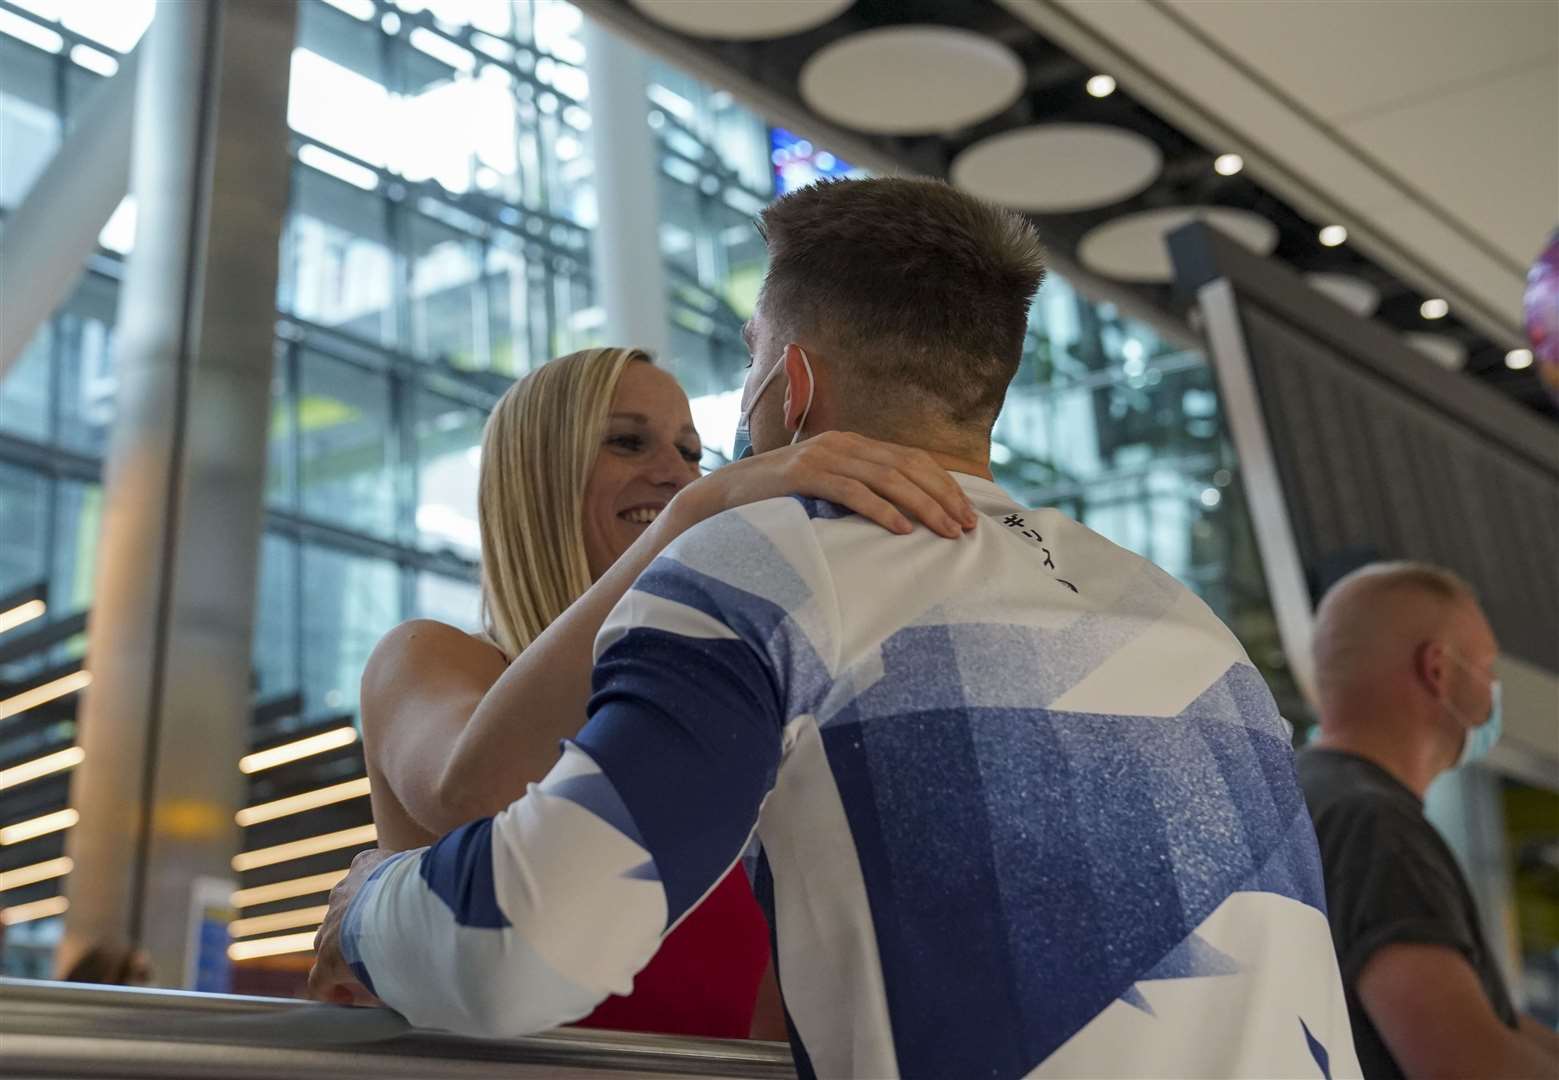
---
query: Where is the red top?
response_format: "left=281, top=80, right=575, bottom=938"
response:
left=571, top=867, right=771, bottom=1038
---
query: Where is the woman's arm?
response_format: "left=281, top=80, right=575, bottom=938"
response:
left=359, top=620, right=508, bottom=843
left=375, top=432, right=975, bottom=835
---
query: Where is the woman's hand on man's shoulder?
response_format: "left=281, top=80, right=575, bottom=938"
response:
left=677, top=431, right=978, bottom=539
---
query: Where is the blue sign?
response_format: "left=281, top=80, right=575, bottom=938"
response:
left=771, top=126, right=860, bottom=195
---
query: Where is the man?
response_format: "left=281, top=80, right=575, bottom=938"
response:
left=1301, top=563, right=1559, bottom=1078
left=311, top=178, right=1358, bottom=1078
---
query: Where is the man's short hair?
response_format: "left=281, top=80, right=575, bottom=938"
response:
left=1318, top=561, right=1476, bottom=614
left=1312, top=561, right=1479, bottom=696
left=757, top=177, right=1047, bottom=430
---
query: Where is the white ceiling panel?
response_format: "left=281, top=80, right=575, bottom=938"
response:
left=1005, top=0, right=1552, bottom=343
left=1339, top=62, right=1558, bottom=267
left=1163, top=0, right=1557, bottom=122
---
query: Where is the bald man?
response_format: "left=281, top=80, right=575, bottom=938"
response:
left=1299, top=562, right=1559, bottom=1079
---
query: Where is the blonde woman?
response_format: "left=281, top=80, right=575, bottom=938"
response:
left=360, top=348, right=975, bottom=1038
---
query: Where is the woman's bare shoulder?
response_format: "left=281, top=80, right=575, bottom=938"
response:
left=361, top=619, right=507, bottom=700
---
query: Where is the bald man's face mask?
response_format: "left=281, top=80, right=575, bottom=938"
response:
left=1442, top=649, right=1503, bottom=767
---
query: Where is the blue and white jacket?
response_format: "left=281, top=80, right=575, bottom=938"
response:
left=343, top=474, right=1360, bottom=1079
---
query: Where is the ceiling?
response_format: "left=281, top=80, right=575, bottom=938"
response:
left=600, top=0, right=1557, bottom=417
left=1005, top=0, right=1556, bottom=351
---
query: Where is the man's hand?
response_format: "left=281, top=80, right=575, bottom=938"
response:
left=306, top=847, right=394, bottom=1006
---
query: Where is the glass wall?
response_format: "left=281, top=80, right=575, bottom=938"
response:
left=0, top=0, right=593, bottom=972
left=0, top=0, right=1299, bottom=976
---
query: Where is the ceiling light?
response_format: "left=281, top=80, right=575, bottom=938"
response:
left=1, top=808, right=79, bottom=846
left=800, top=28, right=1026, bottom=135
left=1505, top=348, right=1534, bottom=370
left=232, top=868, right=349, bottom=909
left=0, top=856, right=73, bottom=893
left=235, top=777, right=371, bottom=827
left=0, top=746, right=84, bottom=791
left=1086, top=74, right=1117, bottom=98
left=1213, top=153, right=1244, bottom=176
left=229, top=904, right=329, bottom=939
left=0, top=895, right=69, bottom=926
left=231, top=823, right=377, bottom=872
left=1318, top=225, right=1348, bottom=247
left=69, top=44, right=118, bottom=77
left=1079, top=207, right=1278, bottom=282
left=238, top=726, right=357, bottom=775
left=228, top=931, right=318, bottom=961
left=1420, top=298, right=1449, bottom=320
left=950, top=125, right=1163, bottom=213
left=1200, top=488, right=1222, bottom=508
left=0, top=598, right=46, bottom=635
left=0, top=670, right=91, bottom=722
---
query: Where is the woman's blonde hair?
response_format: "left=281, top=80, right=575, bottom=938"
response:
left=478, top=347, right=651, bottom=658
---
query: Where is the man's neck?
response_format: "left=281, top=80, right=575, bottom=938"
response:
left=825, top=416, right=992, bottom=479
left=930, top=450, right=994, bottom=480
left=1313, top=704, right=1448, bottom=800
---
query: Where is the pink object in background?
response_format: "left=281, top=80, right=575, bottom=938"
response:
left=1524, top=229, right=1559, bottom=408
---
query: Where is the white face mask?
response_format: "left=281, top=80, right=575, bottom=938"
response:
left=731, top=346, right=814, bottom=460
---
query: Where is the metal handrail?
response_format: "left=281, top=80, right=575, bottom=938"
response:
left=0, top=978, right=796, bottom=1079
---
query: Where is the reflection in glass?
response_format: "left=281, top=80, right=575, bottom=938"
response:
left=406, top=209, right=485, bottom=367
left=0, top=463, right=47, bottom=597
left=252, top=534, right=300, bottom=704
left=0, top=323, right=51, bottom=443
left=55, top=274, right=120, bottom=456
left=412, top=390, right=485, bottom=558
left=414, top=571, right=481, bottom=632
left=281, top=167, right=397, bottom=345
left=49, top=480, right=101, bottom=617
left=0, top=34, right=60, bottom=208
left=297, top=351, right=395, bottom=536
left=300, top=544, right=399, bottom=717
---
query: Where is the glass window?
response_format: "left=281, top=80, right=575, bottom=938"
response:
left=50, top=479, right=101, bottom=616
left=252, top=533, right=300, bottom=702
left=412, top=389, right=484, bottom=557
left=394, top=46, right=515, bottom=199
left=550, top=261, right=598, bottom=358
left=414, top=571, right=481, bottom=632
left=265, top=343, right=296, bottom=510
left=0, top=34, right=60, bottom=209
left=404, top=208, right=485, bottom=367
left=0, top=322, right=52, bottom=443
left=297, top=350, right=396, bottom=536
left=300, top=544, right=400, bottom=716
left=58, top=0, right=156, bottom=53
left=55, top=272, right=120, bottom=456
left=289, top=9, right=392, bottom=169
left=648, top=62, right=770, bottom=195
left=0, top=463, right=47, bottom=597
left=281, top=166, right=398, bottom=346
left=484, top=237, right=539, bottom=376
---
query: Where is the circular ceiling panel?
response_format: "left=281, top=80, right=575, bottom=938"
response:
left=800, top=26, right=1025, bottom=134
left=1078, top=207, right=1279, bottom=282
left=951, top=124, right=1162, bottom=212
left=1406, top=333, right=1468, bottom=371
left=1306, top=273, right=1380, bottom=317
left=629, top=0, right=854, bottom=39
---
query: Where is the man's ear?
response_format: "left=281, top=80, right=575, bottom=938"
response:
left=781, top=344, right=814, bottom=433
left=1414, top=639, right=1450, bottom=700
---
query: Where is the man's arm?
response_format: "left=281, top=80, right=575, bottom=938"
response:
left=1358, top=943, right=1553, bottom=1078
left=1518, top=1014, right=1559, bottom=1062
left=314, top=527, right=800, bottom=1035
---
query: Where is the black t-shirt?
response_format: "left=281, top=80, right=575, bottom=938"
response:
left=1298, top=748, right=1519, bottom=1080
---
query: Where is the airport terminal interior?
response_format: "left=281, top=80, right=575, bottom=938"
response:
left=0, top=0, right=1555, bottom=1076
